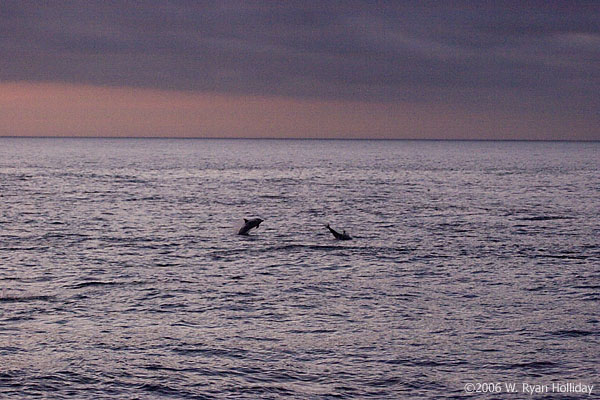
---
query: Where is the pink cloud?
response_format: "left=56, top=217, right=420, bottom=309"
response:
left=0, top=82, right=596, bottom=140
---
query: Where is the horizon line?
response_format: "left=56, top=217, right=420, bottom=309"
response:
left=0, top=135, right=598, bottom=143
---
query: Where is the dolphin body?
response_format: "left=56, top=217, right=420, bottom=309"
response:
left=238, top=218, right=264, bottom=235
left=325, top=224, right=352, bottom=240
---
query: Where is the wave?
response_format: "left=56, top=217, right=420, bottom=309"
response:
left=505, top=361, right=558, bottom=370
left=68, top=280, right=146, bottom=289
left=517, top=215, right=574, bottom=221
left=550, top=329, right=597, bottom=338
left=208, top=243, right=412, bottom=260
left=0, top=294, right=54, bottom=303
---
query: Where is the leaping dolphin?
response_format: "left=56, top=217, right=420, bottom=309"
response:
left=238, top=218, right=264, bottom=235
left=325, top=224, right=352, bottom=240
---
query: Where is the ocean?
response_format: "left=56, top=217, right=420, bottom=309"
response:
left=0, top=138, right=598, bottom=399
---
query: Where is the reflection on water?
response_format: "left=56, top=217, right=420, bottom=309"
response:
left=0, top=138, right=599, bottom=398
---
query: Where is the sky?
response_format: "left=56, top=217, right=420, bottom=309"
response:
left=1, top=1, right=599, bottom=139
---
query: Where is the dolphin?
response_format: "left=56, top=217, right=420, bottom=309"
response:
left=325, top=224, right=352, bottom=240
left=238, top=218, right=264, bottom=235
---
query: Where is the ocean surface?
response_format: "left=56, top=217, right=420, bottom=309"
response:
left=0, top=138, right=598, bottom=399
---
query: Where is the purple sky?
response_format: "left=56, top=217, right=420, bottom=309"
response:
left=1, top=1, right=599, bottom=139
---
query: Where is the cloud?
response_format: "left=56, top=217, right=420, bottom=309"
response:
left=1, top=1, right=598, bottom=136
left=1, top=81, right=597, bottom=140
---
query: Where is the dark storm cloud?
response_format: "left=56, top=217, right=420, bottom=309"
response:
left=1, top=0, right=599, bottom=111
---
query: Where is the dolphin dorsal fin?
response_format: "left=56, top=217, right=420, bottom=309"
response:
left=244, top=218, right=249, bottom=223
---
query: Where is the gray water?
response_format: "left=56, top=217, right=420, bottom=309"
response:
left=0, top=138, right=598, bottom=399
